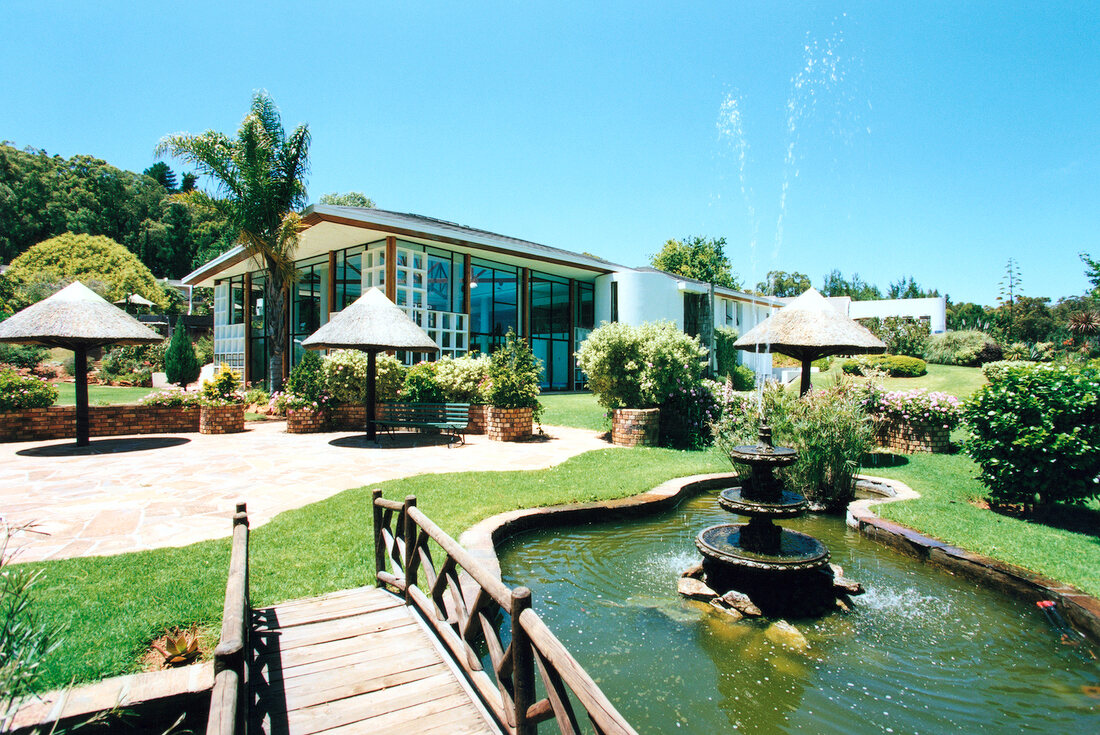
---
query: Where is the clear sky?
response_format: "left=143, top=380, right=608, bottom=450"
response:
left=2, top=1, right=1097, bottom=306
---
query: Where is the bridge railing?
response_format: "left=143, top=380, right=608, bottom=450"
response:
left=372, top=490, right=637, bottom=735
left=207, top=503, right=250, bottom=735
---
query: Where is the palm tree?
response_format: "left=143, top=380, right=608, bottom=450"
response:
left=156, top=90, right=310, bottom=390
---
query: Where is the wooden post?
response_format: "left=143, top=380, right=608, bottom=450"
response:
left=371, top=489, right=385, bottom=587
left=511, top=586, right=535, bottom=735
left=385, top=237, right=397, bottom=302
left=74, top=345, right=90, bottom=447
left=462, top=254, right=472, bottom=316
left=403, top=495, right=417, bottom=603
left=800, top=357, right=812, bottom=397
left=366, top=350, right=377, bottom=441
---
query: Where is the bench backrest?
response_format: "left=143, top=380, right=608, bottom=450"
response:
left=379, top=402, right=469, bottom=424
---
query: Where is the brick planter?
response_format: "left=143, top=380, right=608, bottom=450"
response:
left=0, top=405, right=199, bottom=442
left=466, top=404, right=489, bottom=435
left=612, top=408, right=660, bottom=447
left=199, top=404, right=244, bottom=434
left=487, top=406, right=532, bottom=442
left=874, top=418, right=951, bottom=454
left=286, top=407, right=327, bottom=433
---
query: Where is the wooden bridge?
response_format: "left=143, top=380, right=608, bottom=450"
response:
left=205, top=497, right=637, bottom=735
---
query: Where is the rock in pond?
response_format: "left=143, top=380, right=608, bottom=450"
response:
left=715, top=590, right=763, bottom=617
left=764, top=620, right=810, bottom=653
left=677, top=577, right=718, bottom=601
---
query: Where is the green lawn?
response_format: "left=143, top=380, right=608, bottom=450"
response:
left=539, top=392, right=609, bottom=431
left=53, top=383, right=155, bottom=406
left=811, top=362, right=988, bottom=398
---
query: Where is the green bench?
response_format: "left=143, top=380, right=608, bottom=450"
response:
left=376, top=402, right=470, bottom=446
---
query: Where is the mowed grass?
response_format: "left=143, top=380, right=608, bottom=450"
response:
left=539, top=392, right=609, bottom=432
left=53, top=383, right=155, bottom=406
left=21, top=446, right=729, bottom=691
left=811, top=362, right=988, bottom=398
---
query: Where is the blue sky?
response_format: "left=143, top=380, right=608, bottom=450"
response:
left=2, top=2, right=1097, bottom=306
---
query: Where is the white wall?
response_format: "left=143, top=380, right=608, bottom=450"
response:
left=594, top=270, right=685, bottom=328
left=847, top=297, right=947, bottom=334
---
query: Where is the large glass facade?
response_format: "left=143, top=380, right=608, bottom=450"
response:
left=469, top=258, right=518, bottom=355
left=249, top=275, right=267, bottom=385
left=529, top=272, right=570, bottom=389
left=291, top=256, right=329, bottom=365
left=335, top=246, right=363, bottom=309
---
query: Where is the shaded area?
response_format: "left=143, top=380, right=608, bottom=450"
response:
left=327, top=432, right=456, bottom=450
left=17, top=436, right=190, bottom=457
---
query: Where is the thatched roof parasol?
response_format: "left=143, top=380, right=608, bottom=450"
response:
left=302, top=288, right=439, bottom=440
left=0, top=282, right=163, bottom=446
left=734, top=287, right=885, bottom=395
left=114, top=293, right=157, bottom=308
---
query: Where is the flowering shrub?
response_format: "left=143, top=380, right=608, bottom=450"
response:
left=270, top=390, right=332, bottom=412
left=401, top=361, right=445, bottom=403
left=964, top=363, right=1100, bottom=509
left=576, top=321, right=706, bottom=409
left=485, top=330, right=542, bottom=421
left=140, top=390, right=200, bottom=407
left=981, top=360, right=1038, bottom=384
left=322, top=350, right=405, bottom=404
left=200, top=365, right=243, bottom=406
left=433, top=354, right=491, bottom=403
left=659, top=380, right=720, bottom=449
left=0, top=369, right=57, bottom=411
left=862, top=387, right=962, bottom=430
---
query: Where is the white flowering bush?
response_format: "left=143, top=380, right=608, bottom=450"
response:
left=0, top=369, right=57, bottom=411
left=140, top=390, right=200, bottom=408
left=322, top=350, right=405, bottom=404
left=862, top=387, right=962, bottom=431
left=433, top=354, right=490, bottom=403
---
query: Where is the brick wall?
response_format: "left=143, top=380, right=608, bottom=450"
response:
left=874, top=419, right=951, bottom=454
left=199, top=404, right=244, bottom=434
left=466, top=404, right=488, bottom=435
left=286, top=407, right=327, bottom=433
left=487, top=406, right=532, bottom=442
left=611, top=408, right=660, bottom=447
left=0, top=405, right=199, bottom=443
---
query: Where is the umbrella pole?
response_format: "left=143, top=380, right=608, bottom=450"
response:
left=366, top=350, right=377, bottom=441
left=800, top=358, right=812, bottom=397
left=75, top=346, right=90, bottom=446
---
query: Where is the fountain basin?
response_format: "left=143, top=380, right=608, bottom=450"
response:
left=717, top=486, right=807, bottom=518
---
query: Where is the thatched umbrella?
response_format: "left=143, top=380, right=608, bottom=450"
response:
left=0, top=282, right=163, bottom=446
left=734, top=287, right=885, bottom=396
left=301, top=287, right=439, bottom=440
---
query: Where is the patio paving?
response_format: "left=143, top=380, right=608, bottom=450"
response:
left=0, top=421, right=613, bottom=563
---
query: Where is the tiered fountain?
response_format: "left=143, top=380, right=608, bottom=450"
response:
left=687, top=424, right=856, bottom=617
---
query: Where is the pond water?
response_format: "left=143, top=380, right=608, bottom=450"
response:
left=497, top=490, right=1099, bottom=733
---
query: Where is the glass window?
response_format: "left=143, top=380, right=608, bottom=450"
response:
left=229, top=277, right=245, bottom=325
left=426, top=254, right=451, bottom=311
left=576, top=283, right=594, bottom=329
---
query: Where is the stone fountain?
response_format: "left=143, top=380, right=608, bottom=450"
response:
left=681, top=424, right=861, bottom=618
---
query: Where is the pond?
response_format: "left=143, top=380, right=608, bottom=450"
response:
left=498, top=489, right=1099, bottom=733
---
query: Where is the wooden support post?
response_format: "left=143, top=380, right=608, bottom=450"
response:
left=385, top=236, right=397, bottom=302
left=74, top=345, right=90, bottom=447
left=372, top=489, right=385, bottom=587
left=403, top=495, right=417, bottom=604
left=511, top=586, right=535, bottom=735
left=462, top=254, right=472, bottom=317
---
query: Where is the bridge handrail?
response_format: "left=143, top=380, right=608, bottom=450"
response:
left=372, top=490, right=638, bottom=735
left=207, top=503, right=250, bottom=735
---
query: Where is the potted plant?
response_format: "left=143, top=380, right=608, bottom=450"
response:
left=199, top=364, right=245, bottom=434
left=282, top=351, right=330, bottom=433
left=485, top=330, right=542, bottom=441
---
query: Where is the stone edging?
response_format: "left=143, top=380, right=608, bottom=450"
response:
left=461, top=471, right=1100, bottom=643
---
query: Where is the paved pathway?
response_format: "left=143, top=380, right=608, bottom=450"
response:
left=0, top=421, right=611, bottom=563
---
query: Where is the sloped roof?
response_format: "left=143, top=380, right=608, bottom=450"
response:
left=0, top=281, right=163, bottom=349
left=301, top=287, right=440, bottom=352
left=734, top=287, right=885, bottom=360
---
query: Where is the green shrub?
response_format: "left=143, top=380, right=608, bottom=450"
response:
left=576, top=321, right=706, bottom=409
left=164, top=322, right=200, bottom=388
left=660, top=381, right=720, bottom=450
left=981, top=360, right=1038, bottom=384
left=200, top=365, right=243, bottom=405
left=714, top=326, right=740, bottom=378
left=401, top=361, right=445, bottom=403
left=433, top=354, right=490, bottom=403
left=964, top=363, right=1100, bottom=509
left=729, top=364, right=756, bottom=391
left=0, top=344, right=48, bottom=369
left=841, top=354, right=927, bottom=377
left=0, top=369, right=58, bottom=411
left=860, top=316, right=930, bottom=358
left=486, top=330, right=542, bottom=422
left=1029, top=341, right=1057, bottom=362
left=713, top=383, right=873, bottom=511
left=193, top=336, right=214, bottom=365
left=243, top=387, right=270, bottom=406
left=140, top=390, right=200, bottom=408
left=924, top=330, right=1002, bottom=366
left=285, top=351, right=325, bottom=404
left=323, top=350, right=405, bottom=404
left=1003, top=342, right=1029, bottom=361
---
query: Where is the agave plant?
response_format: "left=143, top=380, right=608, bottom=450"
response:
left=152, top=630, right=201, bottom=666
left=1003, top=342, right=1029, bottom=361
left=1068, top=310, right=1100, bottom=337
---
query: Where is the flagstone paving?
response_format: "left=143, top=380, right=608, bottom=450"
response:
left=0, top=421, right=613, bottom=563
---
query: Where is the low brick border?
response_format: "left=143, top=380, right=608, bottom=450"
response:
left=0, top=405, right=199, bottom=442
left=486, top=406, right=532, bottom=441
left=460, top=471, right=1100, bottom=643
left=466, top=404, right=489, bottom=435
left=874, top=418, right=951, bottom=453
left=199, top=404, right=244, bottom=434
left=286, top=407, right=327, bottom=433
left=8, top=662, right=212, bottom=735
left=611, top=407, right=660, bottom=447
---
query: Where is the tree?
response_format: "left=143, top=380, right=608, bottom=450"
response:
left=319, top=191, right=375, bottom=208
left=996, top=258, right=1023, bottom=340
left=142, top=162, right=178, bottom=193
left=887, top=276, right=940, bottom=299
left=820, top=270, right=882, bottom=300
left=755, top=270, right=811, bottom=297
left=180, top=172, right=198, bottom=193
left=4, top=233, right=167, bottom=308
left=157, top=90, right=310, bottom=391
left=651, top=236, right=742, bottom=290
left=164, top=320, right=200, bottom=388
left=1082, top=252, right=1100, bottom=301
left=947, top=301, right=995, bottom=332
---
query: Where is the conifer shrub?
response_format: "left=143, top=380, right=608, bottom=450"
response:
left=964, top=363, right=1100, bottom=509
left=164, top=322, right=200, bottom=388
left=285, top=351, right=326, bottom=405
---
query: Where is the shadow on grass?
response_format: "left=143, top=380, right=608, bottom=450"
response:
left=991, top=503, right=1100, bottom=539
left=860, top=451, right=910, bottom=469
left=17, top=436, right=191, bottom=457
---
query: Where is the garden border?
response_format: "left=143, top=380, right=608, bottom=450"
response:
left=460, top=471, right=1100, bottom=643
